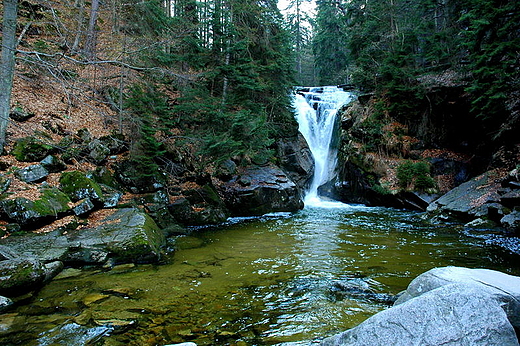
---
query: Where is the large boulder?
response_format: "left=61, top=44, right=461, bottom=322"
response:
left=427, top=170, right=502, bottom=219
left=219, top=165, right=303, bottom=216
left=276, top=134, right=314, bottom=193
left=0, top=245, right=63, bottom=297
left=64, top=208, right=166, bottom=264
left=321, top=267, right=520, bottom=346
left=0, top=208, right=166, bottom=265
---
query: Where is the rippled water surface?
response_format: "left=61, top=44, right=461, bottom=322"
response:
left=2, top=205, right=519, bottom=346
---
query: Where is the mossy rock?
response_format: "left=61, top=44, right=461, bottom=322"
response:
left=11, top=137, right=53, bottom=162
left=0, top=188, right=72, bottom=225
left=66, top=208, right=166, bottom=264
left=60, top=171, right=104, bottom=203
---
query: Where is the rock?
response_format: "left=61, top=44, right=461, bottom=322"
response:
left=167, top=196, right=228, bottom=226
left=322, top=267, right=520, bottom=346
left=219, top=165, right=304, bottom=216
left=164, top=343, right=197, bottom=346
left=37, top=322, right=112, bottom=346
left=427, top=170, right=503, bottom=220
left=73, top=198, right=95, bottom=216
left=40, top=155, right=67, bottom=173
left=500, top=188, right=520, bottom=208
left=99, top=134, right=127, bottom=154
left=0, top=257, right=59, bottom=296
left=15, top=164, right=49, bottom=183
left=60, top=171, right=104, bottom=203
left=100, top=184, right=123, bottom=208
left=0, top=187, right=72, bottom=226
left=276, top=134, right=314, bottom=192
left=0, top=175, right=11, bottom=194
left=0, top=209, right=165, bottom=266
left=11, top=137, right=53, bottom=162
left=87, top=139, right=110, bottom=164
left=0, top=296, right=13, bottom=312
left=9, top=108, right=34, bottom=122
left=501, top=210, right=520, bottom=234
left=64, top=208, right=165, bottom=264
left=114, top=159, right=166, bottom=193
left=216, top=159, right=237, bottom=181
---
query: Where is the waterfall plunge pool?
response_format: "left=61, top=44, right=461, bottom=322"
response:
left=2, top=206, right=519, bottom=346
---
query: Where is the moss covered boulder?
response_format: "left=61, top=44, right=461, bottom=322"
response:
left=11, top=137, right=53, bottom=162
left=60, top=171, right=104, bottom=203
left=0, top=255, right=63, bottom=296
left=0, top=188, right=72, bottom=226
left=64, top=208, right=165, bottom=264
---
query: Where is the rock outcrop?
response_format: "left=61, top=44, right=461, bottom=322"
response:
left=321, top=267, right=520, bottom=346
left=218, top=164, right=304, bottom=216
left=427, top=168, right=520, bottom=234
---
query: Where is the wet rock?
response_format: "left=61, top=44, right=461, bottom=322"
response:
left=322, top=267, right=520, bottom=346
left=60, top=171, right=104, bottom=203
left=37, top=322, right=111, bottom=346
left=0, top=187, right=72, bottom=226
left=15, top=164, right=49, bottom=183
left=40, top=155, right=66, bottom=173
left=427, top=170, right=502, bottom=220
left=11, top=137, right=53, bottom=162
left=501, top=210, right=520, bottom=234
left=219, top=165, right=303, bottom=216
left=0, top=296, right=13, bottom=312
left=276, top=133, right=314, bottom=193
left=0, top=257, right=62, bottom=296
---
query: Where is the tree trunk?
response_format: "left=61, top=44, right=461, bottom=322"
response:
left=84, top=0, right=100, bottom=59
left=0, top=0, right=19, bottom=153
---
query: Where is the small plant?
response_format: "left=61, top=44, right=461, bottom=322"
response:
left=396, top=160, right=436, bottom=192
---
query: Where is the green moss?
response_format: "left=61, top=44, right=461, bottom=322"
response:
left=60, top=171, right=104, bottom=202
left=11, top=137, right=52, bottom=162
left=32, top=188, right=72, bottom=216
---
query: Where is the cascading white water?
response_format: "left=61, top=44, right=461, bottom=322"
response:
left=293, top=86, right=353, bottom=207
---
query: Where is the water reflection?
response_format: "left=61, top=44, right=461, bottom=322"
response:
left=1, top=206, right=519, bottom=346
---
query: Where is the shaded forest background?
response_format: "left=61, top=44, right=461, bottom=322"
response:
left=1, top=0, right=519, bottom=174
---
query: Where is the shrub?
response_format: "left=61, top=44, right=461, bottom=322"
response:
left=396, top=160, right=436, bottom=191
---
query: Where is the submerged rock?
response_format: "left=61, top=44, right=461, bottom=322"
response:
left=321, top=267, right=520, bottom=346
left=219, top=165, right=303, bottom=216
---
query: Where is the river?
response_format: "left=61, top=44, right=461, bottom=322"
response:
left=1, top=205, right=519, bottom=346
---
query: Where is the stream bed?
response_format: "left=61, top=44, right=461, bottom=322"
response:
left=1, top=205, right=519, bottom=346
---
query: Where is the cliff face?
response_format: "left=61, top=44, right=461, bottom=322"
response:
left=332, top=76, right=520, bottom=224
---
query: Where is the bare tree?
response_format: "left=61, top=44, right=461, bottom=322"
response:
left=0, top=0, right=19, bottom=153
left=84, top=0, right=100, bottom=59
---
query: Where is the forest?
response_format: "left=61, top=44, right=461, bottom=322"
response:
left=0, top=0, right=520, bottom=345
left=1, top=0, right=518, bottom=170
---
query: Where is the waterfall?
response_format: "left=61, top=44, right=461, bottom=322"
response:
left=293, top=86, right=353, bottom=207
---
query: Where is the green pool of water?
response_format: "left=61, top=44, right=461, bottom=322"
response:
left=1, top=205, right=519, bottom=346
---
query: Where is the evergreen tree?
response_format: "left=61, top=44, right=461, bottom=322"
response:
left=313, top=0, right=350, bottom=85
